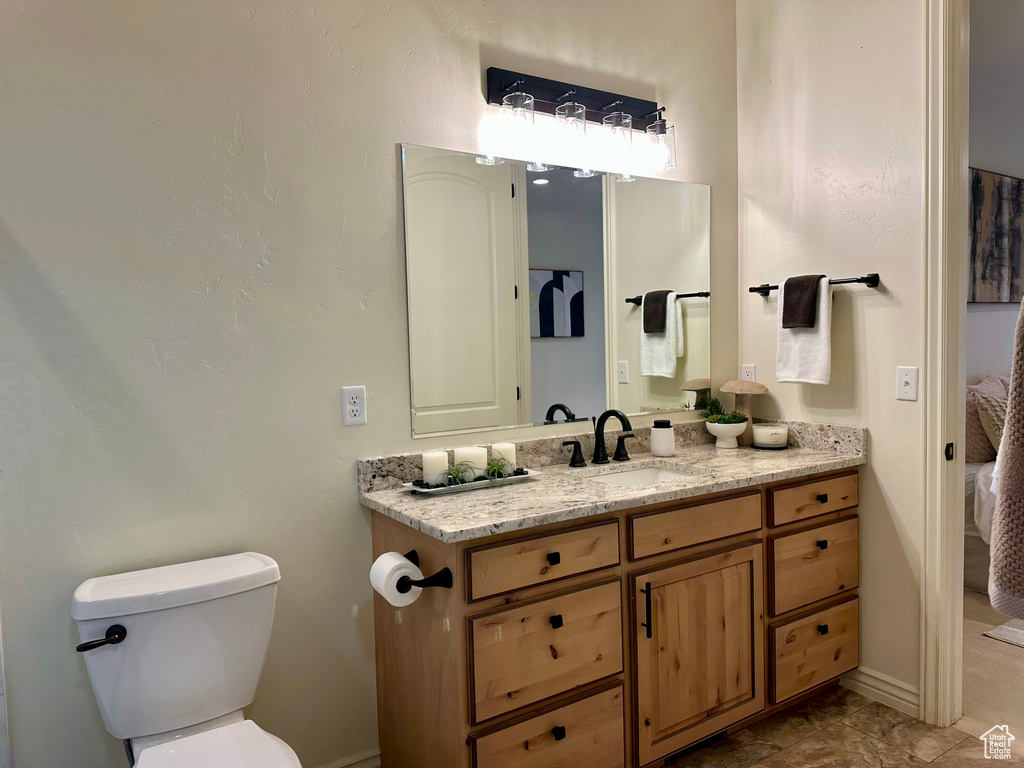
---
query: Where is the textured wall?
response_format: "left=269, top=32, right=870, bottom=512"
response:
left=0, top=1, right=739, bottom=766
left=737, top=0, right=928, bottom=695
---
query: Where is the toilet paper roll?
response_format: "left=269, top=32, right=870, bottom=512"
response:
left=370, top=551, right=424, bottom=607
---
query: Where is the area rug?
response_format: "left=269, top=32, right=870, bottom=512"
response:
left=984, top=618, right=1024, bottom=649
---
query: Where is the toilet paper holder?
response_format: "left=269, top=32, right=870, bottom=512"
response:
left=396, top=550, right=454, bottom=595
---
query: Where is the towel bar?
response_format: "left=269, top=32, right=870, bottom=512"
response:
left=748, top=273, right=880, bottom=297
left=625, top=290, right=710, bottom=306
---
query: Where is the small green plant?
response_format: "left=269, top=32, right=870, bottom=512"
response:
left=693, top=393, right=713, bottom=412
left=706, top=411, right=748, bottom=425
left=442, top=462, right=475, bottom=486
left=485, top=457, right=515, bottom=481
left=700, top=397, right=726, bottom=419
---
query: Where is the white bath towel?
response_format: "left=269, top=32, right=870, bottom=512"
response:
left=776, top=277, right=832, bottom=385
left=640, top=293, right=684, bottom=377
left=990, top=299, right=1024, bottom=618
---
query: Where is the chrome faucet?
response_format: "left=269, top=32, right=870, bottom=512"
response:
left=593, top=409, right=634, bottom=464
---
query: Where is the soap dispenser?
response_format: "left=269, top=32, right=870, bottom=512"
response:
left=651, top=419, right=675, bottom=457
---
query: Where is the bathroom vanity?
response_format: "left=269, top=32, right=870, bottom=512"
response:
left=360, top=426, right=865, bottom=768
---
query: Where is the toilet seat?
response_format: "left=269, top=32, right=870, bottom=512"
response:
left=136, top=720, right=301, bottom=768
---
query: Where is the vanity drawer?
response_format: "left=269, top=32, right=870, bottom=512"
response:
left=772, top=599, right=859, bottom=703
left=631, top=492, right=762, bottom=560
left=472, top=685, right=624, bottom=768
left=771, top=518, right=858, bottom=615
left=771, top=474, right=858, bottom=527
left=468, top=523, right=620, bottom=601
left=469, top=581, right=622, bottom=723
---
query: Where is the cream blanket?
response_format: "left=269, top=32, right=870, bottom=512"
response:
left=990, top=300, right=1024, bottom=618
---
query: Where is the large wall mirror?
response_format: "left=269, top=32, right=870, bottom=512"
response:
left=402, top=143, right=711, bottom=437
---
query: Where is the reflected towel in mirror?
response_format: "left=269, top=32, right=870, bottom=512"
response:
left=640, top=292, right=684, bottom=377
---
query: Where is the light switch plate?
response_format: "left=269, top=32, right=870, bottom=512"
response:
left=896, top=367, right=919, bottom=402
left=618, top=361, right=629, bottom=384
left=741, top=365, right=757, bottom=382
left=342, top=385, right=367, bottom=425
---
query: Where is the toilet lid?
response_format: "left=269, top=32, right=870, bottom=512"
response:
left=136, top=720, right=301, bottom=768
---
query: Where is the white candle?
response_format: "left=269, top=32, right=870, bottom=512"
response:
left=491, top=442, right=517, bottom=468
left=422, top=451, right=449, bottom=485
left=454, top=446, right=488, bottom=479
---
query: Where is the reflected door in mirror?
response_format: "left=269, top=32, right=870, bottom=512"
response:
left=403, top=146, right=528, bottom=435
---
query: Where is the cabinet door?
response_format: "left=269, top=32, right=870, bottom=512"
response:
left=635, top=545, right=765, bottom=765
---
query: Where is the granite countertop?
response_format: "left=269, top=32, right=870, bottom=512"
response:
left=359, top=444, right=867, bottom=544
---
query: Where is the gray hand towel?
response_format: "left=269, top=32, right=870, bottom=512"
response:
left=782, top=275, right=826, bottom=329
left=990, top=300, right=1024, bottom=618
left=643, top=290, right=672, bottom=333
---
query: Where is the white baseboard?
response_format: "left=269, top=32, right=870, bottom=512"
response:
left=316, top=750, right=381, bottom=768
left=841, top=667, right=920, bottom=717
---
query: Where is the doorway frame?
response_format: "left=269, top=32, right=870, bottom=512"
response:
left=920, top=0, right=969, bottom=728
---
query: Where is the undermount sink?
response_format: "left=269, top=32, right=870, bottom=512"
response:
left=589, top=466, right=696, bottom=487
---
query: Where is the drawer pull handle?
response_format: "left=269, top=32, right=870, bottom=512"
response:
left=547, top=552, right=561, bottom=566
left=818, top=624, right=830, bottom=635
left=640, top=582, right=653, bottom=639
left=552, top=725, right=567, bottom=742
left=817, top=493, right=829, bottom=504
left=549, top=614, right=564, bottom=630
left=816, top=540, right=829, bottom=550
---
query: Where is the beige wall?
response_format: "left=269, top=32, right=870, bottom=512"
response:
left=0, top=2, right=739, bottom=766
left=737, top=0, right=927, bottom=698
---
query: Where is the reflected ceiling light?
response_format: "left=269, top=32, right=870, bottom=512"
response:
left=604, top=105, right=635, bottom=183
left=556, top=94, right=596, bottom=179
left=646, top=107, right=677, bottom=172
left=532, top=178, right=549, bottom=185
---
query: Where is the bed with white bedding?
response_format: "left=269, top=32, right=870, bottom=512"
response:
left=965, top=461, right=997, bottom=594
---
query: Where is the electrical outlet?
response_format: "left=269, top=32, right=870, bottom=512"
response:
left=618, top=361, right=629, bottom=384
left=896, top=366, right=919, bottom=402
left=342, top=385, right=367, bottom=425
left=741, top=364, right=757, bottom=382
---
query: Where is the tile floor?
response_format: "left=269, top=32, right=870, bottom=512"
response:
left=667, top=686, right=1022, bottom=767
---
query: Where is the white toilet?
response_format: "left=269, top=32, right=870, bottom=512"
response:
left=72, top=552, right=301, bottom=767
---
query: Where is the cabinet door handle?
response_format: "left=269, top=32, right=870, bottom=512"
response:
left=547, top=552, right=561, bottom=566
left=640, top=582, right=653, bottom=639
left=549, top=614, right=564, bottom=629
left=551, top=725, right=567, bottom=741
left=817, top=493, right=829, bottom=504
left=816, top=540, right=829, bottom=550
left=817, top=624, right=830, bottom=635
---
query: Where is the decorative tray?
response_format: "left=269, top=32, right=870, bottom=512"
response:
left=403, top=469, right=541, bottom=496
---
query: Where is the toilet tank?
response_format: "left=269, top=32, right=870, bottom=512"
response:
left=72, top=553, right=281, bottom=740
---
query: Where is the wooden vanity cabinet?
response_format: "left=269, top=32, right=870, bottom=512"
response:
left=370, top=468, right=861, bottom=768
left=634, top=544, right=764, bottom=765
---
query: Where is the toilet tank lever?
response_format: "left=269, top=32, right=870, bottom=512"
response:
left=76, top=624, right=128, bottom=653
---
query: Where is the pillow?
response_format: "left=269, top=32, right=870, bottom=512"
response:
left=975, top=390, right=1008, bottom=453
left=965, top=376, right=1007, bottom=463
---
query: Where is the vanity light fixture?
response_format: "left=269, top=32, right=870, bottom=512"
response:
left=646, top=107, right=677, bottom=172
left=502, top=81, right=550, bottom=173
left=475, top=154, right=504, bottom=166
left=555, top=94, right=596, bottom=179
left=482, top=68, right=670, bottom=178
left=603, top=105, right=635, bottom=183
